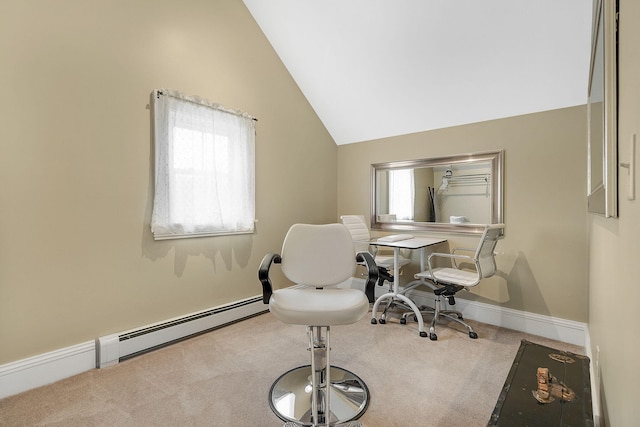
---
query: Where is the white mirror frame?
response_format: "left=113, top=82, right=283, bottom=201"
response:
left=371, top=150, right=504, bottom=235
left=587, top=0, right=618, bottom=217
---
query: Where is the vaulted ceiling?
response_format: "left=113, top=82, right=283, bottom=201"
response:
left=243, top=0, right=593, bottom=145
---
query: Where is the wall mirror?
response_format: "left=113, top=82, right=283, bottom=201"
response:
left=587, top=0, right=618, bottom=217
left=371, top=150, right=504, bottom=235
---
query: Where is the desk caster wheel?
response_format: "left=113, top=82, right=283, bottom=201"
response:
left=371, top=318, right=377, bottom=325
left=469, top=332, right=478, bottom=339
left=429, top=333, right=437, bottom=341
left=419, top=331, right=427, bottom=338
left=400, top=318, right=406, bottom=325
left=379, top=318, right=386, bottom=324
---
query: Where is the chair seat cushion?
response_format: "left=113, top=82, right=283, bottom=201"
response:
left=415, top=268, right=480, bottom=287
left=269, top=287, right=369, bottom=326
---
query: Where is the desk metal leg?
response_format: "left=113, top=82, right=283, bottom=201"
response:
left=371, top=292, right=427, bottom=338
left=371, top=292, right=394, bottom=321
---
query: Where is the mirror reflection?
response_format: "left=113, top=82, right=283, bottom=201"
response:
left=371, top=150, right=503, bottom=234
left=587, top=0, right=617, bottom=217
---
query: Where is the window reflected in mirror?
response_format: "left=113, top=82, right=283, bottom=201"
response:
left=371, top=150, right=503, bottom=235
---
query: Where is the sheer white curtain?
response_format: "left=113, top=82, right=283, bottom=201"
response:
left=151, top=90, right=255, bottom=239
left=388, top=169, right=414, bottom=221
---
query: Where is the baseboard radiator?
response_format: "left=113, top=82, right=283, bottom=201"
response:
left=97, top=296, right=267, bottom=368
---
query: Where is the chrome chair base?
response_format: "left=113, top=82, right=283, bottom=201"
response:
left=401, top=303, right=478, bottom=340
left=269, top=365, right=369, bottom=427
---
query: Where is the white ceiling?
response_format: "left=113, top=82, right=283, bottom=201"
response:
left=243, top=1, right=593, bottom=145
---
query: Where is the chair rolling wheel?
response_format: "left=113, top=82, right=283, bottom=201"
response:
left=429, top=333, right=437, bottom=340
left=379, top=318, right=386, bottom=324
left=371, top=318, right=377, bottom=325
left=419, top=331, right=427, bottom=338
left=400, top=318, right=406, bottom=325
left=469, top=332, right=478, bottom=339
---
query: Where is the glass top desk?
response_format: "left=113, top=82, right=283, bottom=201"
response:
left=368, top=235, right=447, bottom=337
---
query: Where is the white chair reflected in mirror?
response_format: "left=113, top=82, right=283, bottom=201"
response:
left=377, top=214, right=398, bottom=222
left=259, top=223, right=378, bottom=427
left=340, top=215, right=411, bottom=292
left=409, top=224, right=505, bottom=341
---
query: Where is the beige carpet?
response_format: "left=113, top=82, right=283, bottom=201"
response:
left=0, top=310, right=583, bottom=427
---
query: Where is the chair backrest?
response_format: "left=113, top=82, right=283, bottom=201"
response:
left=340, top=215, right=371, bottom=253
left=474, top=224, right=505, bottom=279
left=281, top=223, right=356, bottom=287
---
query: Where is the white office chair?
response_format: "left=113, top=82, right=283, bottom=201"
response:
left=340, top=215, right=411, bottom=286
left=409, top=224, right=504, bottom=340
left=259, top=223, right=378, bottom=427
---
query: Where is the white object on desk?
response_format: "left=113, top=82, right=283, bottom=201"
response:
left=377, top=234, right=414, bottom=242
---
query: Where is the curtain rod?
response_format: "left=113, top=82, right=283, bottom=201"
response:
left=155, top=89, right=258, bottom=121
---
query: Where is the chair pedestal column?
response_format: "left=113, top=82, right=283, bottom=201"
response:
left=269, top=326, right=369, bottom=427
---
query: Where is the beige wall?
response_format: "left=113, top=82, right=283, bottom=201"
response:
left=588, top=1, right=640, bottom=425
left=2, top=1, right=636, bottom=423
left=338, top=106, right=589, bottom=321
left=0, top=0, right=337, bottom=364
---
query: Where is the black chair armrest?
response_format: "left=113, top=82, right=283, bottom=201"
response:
left=258, top=253, right=282, bottom=304
left=356, top=251, right=378, bottom=303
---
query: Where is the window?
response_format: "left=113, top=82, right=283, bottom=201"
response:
left=388, top=169, right=414, bottom=221
left=151, top=90, right=256, bottom=240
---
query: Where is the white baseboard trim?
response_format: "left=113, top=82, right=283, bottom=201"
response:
left=583, top=327, right=601, bottom=427
left=1, top=295, right=268, bottom=399
left=0, top=286, right=590, bottom=403
left=405, top=288, right=588, bottom=347
left=0, top=341, right=95, bottom=400
left=345, top=278, right=588, bottom=346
